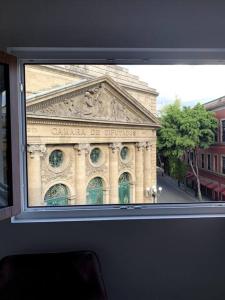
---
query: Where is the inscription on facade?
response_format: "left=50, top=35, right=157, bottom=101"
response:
left=50, top=127, right=138, bottom=137
left=27, top=127, right=38, bottom=134
left=51, top=127, right=87, bottom=136
left=51, top=127, right=140, bottom=137
left=27, top=125, right=153, bottom=140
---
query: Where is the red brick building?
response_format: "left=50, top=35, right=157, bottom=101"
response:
left=186, top=97, right=225, bottom=201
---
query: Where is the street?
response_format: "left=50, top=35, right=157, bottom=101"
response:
left=157, top=169, right=199, bottom=203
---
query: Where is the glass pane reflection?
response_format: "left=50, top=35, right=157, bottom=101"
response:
left=0, top=64, right=9, bottom=208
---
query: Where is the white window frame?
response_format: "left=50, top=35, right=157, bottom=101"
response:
left=7, top=47, right=225, bottom=223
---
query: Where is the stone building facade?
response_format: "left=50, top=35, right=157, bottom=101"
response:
left=186, top=97, right=225, bottom=201
left=25, top=65, right=159, bottom=206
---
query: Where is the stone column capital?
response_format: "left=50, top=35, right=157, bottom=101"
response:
left=27, top=144, right=46, bottom=157
left=74, top=143, right=90, bottom=155
left=109, top=142, right=121, bottom=153
left=135, top=142, right=146, bottom=151
left=146, top=141, right=152, bottom=151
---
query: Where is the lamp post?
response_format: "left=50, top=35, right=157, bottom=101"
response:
left=146, top=185, right=162, bottom=203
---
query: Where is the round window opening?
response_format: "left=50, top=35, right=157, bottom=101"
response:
left=90, top=148, right=101, bottom=164
left=120, top=146, right=129, bottom=161
left=49, top=150, right=64, bottom=168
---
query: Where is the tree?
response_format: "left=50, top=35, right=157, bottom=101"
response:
left=169, top=157, right=188, bottom=187
left=157, top=101, right=218, bottom=201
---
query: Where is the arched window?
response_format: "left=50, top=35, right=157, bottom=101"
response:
left=44, top=184, right=69, bottom=206
left=119, top=172, right=131, bottom=204
left=86, top=177, right=104, bottom=205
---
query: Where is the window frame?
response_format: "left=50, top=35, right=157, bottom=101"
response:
left=213, top=154, right=218, bottom=173
left=201, top=153, right=205, bottom=169
left=0, top=51, right=21, bottom=221
left=6, top=47, right=225, bottom=223
left=221, top=119, right=225, bottom=143
left=222, top=155, right=225, bottom=175
left=207, top=153, right=211, bottom=171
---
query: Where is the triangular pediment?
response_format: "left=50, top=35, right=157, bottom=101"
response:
left=26, top=76, right=159, bottom=127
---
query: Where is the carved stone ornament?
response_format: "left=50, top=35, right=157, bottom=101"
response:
left=86, top=165, right=107, bottom=178
left=74, top=143, right=90, bottom=155
left=28, top=144, right=46, bottom=157
left=136, top=142, right=146, bottom=151
left=119, top=160, right=134, bottom=172
left=146, top=141, right=152, bottom=151
left=41, top=172, right=73, bottom=184
left=109, top=142, right=122, bottom=153
left=27, top=82, right=150, bottom=124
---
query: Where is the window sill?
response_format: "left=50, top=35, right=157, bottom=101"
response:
left=11, top=202, right=225, bottom=223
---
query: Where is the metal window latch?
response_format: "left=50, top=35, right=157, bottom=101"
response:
left=20, top=83, right=24, bottom=93
left=119, top=205, right=142, bottom=210
left=119, top=205, right=128, bottom=209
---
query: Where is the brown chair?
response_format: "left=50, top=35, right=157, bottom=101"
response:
left=0, top=251, right=108, bottom=300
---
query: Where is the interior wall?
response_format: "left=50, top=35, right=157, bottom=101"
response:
left=1, top=218, right=225, bottom=300
left=1, top=1, right=225, bottom=299
left=1, top=0, right=225, bottom=49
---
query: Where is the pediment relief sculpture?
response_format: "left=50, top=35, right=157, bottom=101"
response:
left=27, top=77, right=159, bottom=126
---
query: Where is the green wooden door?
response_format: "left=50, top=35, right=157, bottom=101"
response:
left=44, top=184, right=69, bottom=206
left=119, top=172, right=130, bottom=204
left=86, top=177, right=104, bottom=205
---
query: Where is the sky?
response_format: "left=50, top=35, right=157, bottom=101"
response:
left=125, top=65, right=225, bottom=111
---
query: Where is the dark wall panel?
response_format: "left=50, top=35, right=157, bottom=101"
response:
left=1, top=218, right=225, bottom=300
left=1, top=0, right=225, bottom=49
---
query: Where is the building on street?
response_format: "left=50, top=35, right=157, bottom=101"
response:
left=186, top=96, right=225, bottom=201
left=26, top=65, right=160, bottom=206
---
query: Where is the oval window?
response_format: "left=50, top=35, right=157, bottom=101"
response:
left=90, top=148, right=101, bottom=164
left=120, top=146, right=129, bottom=161
left=49, top=150, right=63, bottom=168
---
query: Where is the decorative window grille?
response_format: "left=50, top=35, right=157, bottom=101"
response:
left=90, top=148, right=101, bottom=164
left=120, top=146, right=129, bottom=161
left=119, top=172, right=131, bottom=204
left=44, top=184, right=69, bottom=206
left=49, top=150, right=63, bottom=168
left=86, top=177, right=104, bottom=204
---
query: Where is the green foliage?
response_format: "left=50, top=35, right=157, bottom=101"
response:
left=169, top=157, right=188, bottom=182
left=157, top=101, right=218, bottom=158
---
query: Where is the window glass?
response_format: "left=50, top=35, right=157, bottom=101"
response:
left=24, top=64, right=225, bottom=207
left=90, top=148, right=101, bottom=164
left=214, top=155, right=218, bottom=172
left=49, top=150, right=63, bottom=167
left=222, top=120, right=225, bottom=142
left=44, top=184, right=69, bottom=206
left=201, top=154, right=205, bottom=169
left=119, top=172, right=131, bottom=204
left=120, top=146, right=129, bottom=161
left=0, top=64, right=10, bottom=208
left=86, top=177, right=104, bottom=205
left=208, top=154, right=211, bottom=171
left=222, top=157, right=225, bottom=175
